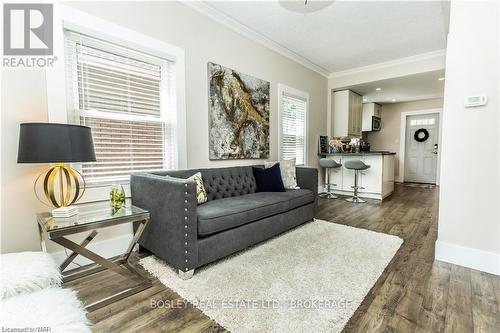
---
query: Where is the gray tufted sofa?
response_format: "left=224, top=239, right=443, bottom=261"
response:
left=131, top=165, right=318, bottom=279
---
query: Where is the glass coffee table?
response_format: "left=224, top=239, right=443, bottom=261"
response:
left=36, top=203, right=151, bottom=312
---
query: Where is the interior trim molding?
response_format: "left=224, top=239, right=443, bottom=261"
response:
left=329, top=49, right=447, bottom=78
left=181, top=2, right=447, bottom=81
left=435, top=240, right=500, bottom=276
left=182, top=1, right=330, bottom=77
left=277, top=84, right=310, bottom=164
left=48, top=3, right=188, bottom=169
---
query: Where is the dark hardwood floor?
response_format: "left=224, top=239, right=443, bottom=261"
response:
left=66, top=183, right=500, bottom=332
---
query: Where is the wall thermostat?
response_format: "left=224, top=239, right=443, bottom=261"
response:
left=464, top=95, right=487, bottom=107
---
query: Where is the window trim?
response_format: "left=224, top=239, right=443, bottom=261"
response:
left=46, top=3, right=187, bottom=202
left=46, top=3, right=187, bottom=168
left=277, top=83, right=309, bottom=166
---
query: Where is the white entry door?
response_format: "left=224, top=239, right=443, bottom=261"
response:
left=404, top=113, right=439, bottom=184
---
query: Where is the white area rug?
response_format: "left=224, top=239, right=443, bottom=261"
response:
left=140, top=220, right=402, bottom=333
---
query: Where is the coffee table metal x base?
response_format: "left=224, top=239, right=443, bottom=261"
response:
left=53, top=219, right=151, bottom=312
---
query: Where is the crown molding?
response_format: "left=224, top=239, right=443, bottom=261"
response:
left=182, top=2, right=446, bottom=81
left=329, top=49, right=447, bottom=78
left=182, top=1, right=330, bottom=77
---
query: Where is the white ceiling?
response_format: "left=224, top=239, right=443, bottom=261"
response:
left=204, top=1, right=449, bottom=74
left=341, top=69, right=445, bottom=104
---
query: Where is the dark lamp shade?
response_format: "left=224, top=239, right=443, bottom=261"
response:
left=17, top=123, right=96, bottom=163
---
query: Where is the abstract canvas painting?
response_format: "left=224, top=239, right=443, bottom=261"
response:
left=208, top=62, right=270, bottom=160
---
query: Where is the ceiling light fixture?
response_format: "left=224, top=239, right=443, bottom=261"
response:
left=391, top=99, right=396, bottom=102
left=363, top=98, right=368, bottom=102
left=279, top=0, right=334, bottom=14
left=438, top=77, right=445, bottom=81
left=375, top=88, right=382, bottom=91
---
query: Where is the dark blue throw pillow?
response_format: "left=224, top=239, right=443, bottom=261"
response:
left=252, top=163, right=286, bottom=192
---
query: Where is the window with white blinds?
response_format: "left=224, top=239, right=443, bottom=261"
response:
left=64, top=30, right=177, bottom=185
left=280, top=91, right=307, bottom=165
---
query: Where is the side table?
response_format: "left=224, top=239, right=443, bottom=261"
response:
left=37, top=203, right=151, bottom=312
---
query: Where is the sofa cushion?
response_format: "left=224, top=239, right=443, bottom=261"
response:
left=149, top=166, right=257, bottom=202
left=264, top=159, right=298, bottom=189
left=197, top=189, right=314, bottom=236
left=187, top=172, right=208, bottom=204
left=202, top=166, right=257, bottom=201
left=252, top=164, right=286, bottom=192
left=285, top=189, right=315, bottom=208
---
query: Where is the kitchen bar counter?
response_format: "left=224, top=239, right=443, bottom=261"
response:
left=319, top=153, right=395, bottom=200
left=319, top=151, right=396, bottom=156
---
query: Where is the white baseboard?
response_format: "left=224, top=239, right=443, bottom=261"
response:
left=435, top=240, right=500, bottom=276
left=50, top=233, right=133, bottom=270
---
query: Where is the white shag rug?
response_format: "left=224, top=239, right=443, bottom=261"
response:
left=1, top=288, right=90, bottom=333
left=140, top=220, right=402, bottom=333
left=1, top=251, right=61, bottom=299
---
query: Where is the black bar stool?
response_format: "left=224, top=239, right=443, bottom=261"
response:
left=344, top=160, right=370, bottom=203
left=319, top=158, right=342, bottom=199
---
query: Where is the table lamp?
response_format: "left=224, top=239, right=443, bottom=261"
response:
left=17, top=123, right=96, bottom=209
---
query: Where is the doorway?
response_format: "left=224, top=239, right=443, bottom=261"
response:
left=403, top=113, right=440, bottom=184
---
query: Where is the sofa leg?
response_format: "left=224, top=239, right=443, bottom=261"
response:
left=178, top=269, right=194, bottom=280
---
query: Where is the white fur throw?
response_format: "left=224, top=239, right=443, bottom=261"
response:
left=1, top=252, right=61, bottom=299
left=1, top=287, right=90, bottom=333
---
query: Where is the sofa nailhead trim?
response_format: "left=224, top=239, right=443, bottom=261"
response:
left=185, top=242, right=188, bottom=246
left=185, top=225, right=187, bottom=229
left=185, top=259, right=188, bottom=263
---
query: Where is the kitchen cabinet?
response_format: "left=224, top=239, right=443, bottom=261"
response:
left=360, top=155, right=383, bottom=193
left=331, top=90, right=363, bottom=137
left=362, top=102, right=381, bottom=132
left=382, top=154, right=395, bottom=195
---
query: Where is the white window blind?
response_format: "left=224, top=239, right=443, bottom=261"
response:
left=65, top=30, right=177, bottom=184
left=281, top=92, right=307, bottom=165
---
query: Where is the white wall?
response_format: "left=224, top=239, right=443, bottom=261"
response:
left=366, top=98, right=443, bottom=180
left=0, top=1, right=327, bottom=254
left=1, top=70, right=49, bottom=252
left=435, top=1, right=500, bottom=275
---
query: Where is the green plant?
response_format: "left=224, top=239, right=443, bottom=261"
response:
left=110, top=184, right=125, bottom=210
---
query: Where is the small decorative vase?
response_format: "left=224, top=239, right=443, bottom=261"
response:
left=110, top=184, right=126, bottom=211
